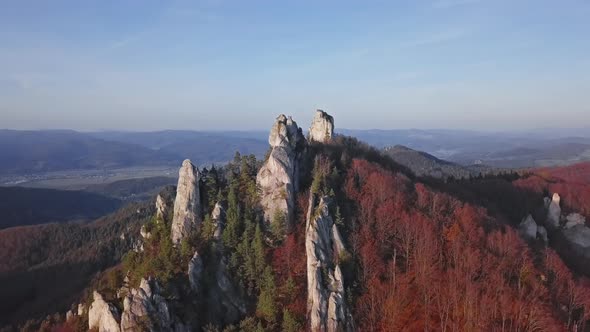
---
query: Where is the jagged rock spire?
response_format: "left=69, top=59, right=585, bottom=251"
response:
left=306, top=194, right=354, bottom=332
left=171, top=159, right=202, bottom=244
left=257, top=114, right=305, bottom=230
left=309, top=109, right=334, bottom=143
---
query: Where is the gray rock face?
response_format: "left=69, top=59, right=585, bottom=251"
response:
left=305, top=194, right=353, bottom=332
left=562, top=225, right=590, bottom=260
left=171, top=160, right=201, bottom=244
left=546, top=193, right=561, bottom=229
left=257, top=114, right=305, bottom=230
left=565, top=213, right=586, bottom=229
left=120, top=278, right=186, bottom=332
left=537, top=226, right=548, bottom=245
left=188, top=250, right=204, bottom=293
left=309, top=110, right=334, bottom=143
left=88, top=291, right=121, bottom=332
left=519, top=214, right=538, bottom=241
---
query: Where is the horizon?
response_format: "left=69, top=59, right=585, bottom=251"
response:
left=1, top=1, right=589, bottom=130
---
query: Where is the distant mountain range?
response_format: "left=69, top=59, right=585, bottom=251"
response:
left=1, top=128, right=589, bottom=176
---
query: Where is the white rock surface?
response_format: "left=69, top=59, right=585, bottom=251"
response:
left=171, top=159, right=201, bottom=244
left=546, top=193, right=561, bottom=229
left=519, top=214, right=538, bottom=241
left=305, top=195, right=353, bottom=332
left=88, top=291, right=121, bottom=332
left=257, top=114, right=305, bottom=230
left=120, top=278, right=185, bottom=332
left=78, top=303, right=86, bottom=316
left=309, top=110, right=335, bottom=143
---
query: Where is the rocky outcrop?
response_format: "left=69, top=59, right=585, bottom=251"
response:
left=171, top=160, right=201, bottom=244
left=309, top=110, right=334, bottom=143
left=546, top=193, right=561, bottom=229
left=88, top=291, right=121, bottom=332
left=120, top=278, right=186, bottom=332
left=562, top=225, right=590, bottom=260
left=519, top=214, right=537, bottom=241
left=156, top=195, right=167, bottom=220
left=257, top=114, right=305, bottom=231
left=188, top=251, right=204, bottom=293
left=211, top=202, right=225, bottom=240
left=305, top=194, right=353, bottom=332
left=538, top=225, right=548, bottom=245
left=565, top=213, right=586, bottom=229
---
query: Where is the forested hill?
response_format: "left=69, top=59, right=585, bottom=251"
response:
left=3, top=112, right=590, bottom=332
left=0, top=186, right=121, bottom=229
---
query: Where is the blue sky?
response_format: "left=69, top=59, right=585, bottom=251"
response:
left=1, top=0, right=589, bottom=131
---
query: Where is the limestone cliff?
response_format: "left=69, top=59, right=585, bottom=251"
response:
left=120, top=278, right=187, bottom=332
left=171, top=160, right=201, bottom=244
left=305, top=194, right=353, bottom=332
left=309, top=110, right=334, bottom=143
left=256, top=114, right=305, bottom=230
left=88, top=291, right=121, bottom=332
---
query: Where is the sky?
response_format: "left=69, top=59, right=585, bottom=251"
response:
left=0, top=0, right=589, bottom=131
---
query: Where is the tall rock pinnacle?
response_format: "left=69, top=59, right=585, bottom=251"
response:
left=309, top=109, right=334, bottom=143
left=305, top=194, right=353, bottom=332
left=256, top=114, right=305, bottom=231
left=171, top=159, right=201, bottom=244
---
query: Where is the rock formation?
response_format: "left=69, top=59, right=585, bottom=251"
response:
left=156, top=194, right=167, bottom=220
left=538, top=225, right=548, bottom=245
left=188, top=251, right=203, bottom=293
left=211, top=202, right=225, bottom=240
left=565, top=213, right=586, bottom=229
left=518, top=214, right=537, bottom=241
left=171, top=160, right=201, bottom=244
left=88, top=291, right=121, bottom=332
left=120, top=278, right=186, bottom=332
left=546, top=193, right=561, bottom=229
left=257, top=114, right=305, bottom=230
left=305, top=194, right=353, bottom=332
left=309, top=109, right=335, bottom=143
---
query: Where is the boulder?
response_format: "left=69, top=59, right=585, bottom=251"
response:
left=257, top=115, right=305, bottom=231
left=518, top=214, right=538, bottom=241
left=565, top=213, right=586, bottom=229
left=88, top=291, right=121, bottom=332
left=546, top=193, right=561, bottom=229
left=309, top=109, right=335, bottom=143
left=305, top=194, right=353, bottom=332
left=171, top=160, right=201, bottom=244
left=66, top=310, right=74, bottom=321
left=77, top=303, right=86, bottom=316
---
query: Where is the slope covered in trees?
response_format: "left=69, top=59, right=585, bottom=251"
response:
left=0, top=202, right=150, bottom=328
left=4, top=132, right=590, bottom=331
left=0, top=186, right=121, bottom=229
